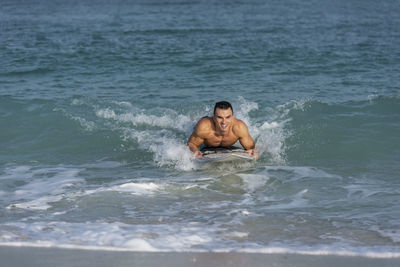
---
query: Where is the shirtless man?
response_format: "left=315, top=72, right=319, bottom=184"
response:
left=187, top=101, right=257, bottom=159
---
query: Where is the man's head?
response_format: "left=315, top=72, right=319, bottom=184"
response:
left=213, top=101, right=233, bottom=115
left=213, top=101, right=234, bottom=134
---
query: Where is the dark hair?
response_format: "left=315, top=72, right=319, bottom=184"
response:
left=214, top=101, right=233, bottom=114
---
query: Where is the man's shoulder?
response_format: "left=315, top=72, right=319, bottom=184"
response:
left=232, top=119, right=249, bottom=135
left=233, top=118, right=247, bottom=128
left=195, top=117, right=213, bottom=132
left=197, top=116, right=212, bottom=126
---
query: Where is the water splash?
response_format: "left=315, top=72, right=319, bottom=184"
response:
left=90, top=97, right=305, bottom=169
left=80, top=97, right=321, bottom=169
left=149, top=137, right=196, bottom=171
left=233, top=97, right=296, bottom=164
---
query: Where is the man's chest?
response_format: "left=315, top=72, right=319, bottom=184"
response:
left=204, top=132, right=238, bottom=146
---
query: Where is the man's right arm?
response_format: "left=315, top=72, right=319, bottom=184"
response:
left=187, top=135, right=204, bottom=156
left=187, top=119, right=207, bottom=156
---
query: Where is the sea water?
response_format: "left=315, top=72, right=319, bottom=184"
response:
left=1, top=0, right=400, bottom=257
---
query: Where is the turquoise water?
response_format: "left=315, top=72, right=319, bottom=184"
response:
left=1, top=0, right=400, bottom=256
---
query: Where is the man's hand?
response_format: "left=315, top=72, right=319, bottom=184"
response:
left=193, top=150, right=204, bottom=157
left=245, top=149, right=258, bottom=160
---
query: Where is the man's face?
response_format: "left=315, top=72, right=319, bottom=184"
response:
left=213, top=108, right=234, bottom=133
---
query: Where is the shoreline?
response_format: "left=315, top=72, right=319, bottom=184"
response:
left=1, top=245, right=400, bottom=267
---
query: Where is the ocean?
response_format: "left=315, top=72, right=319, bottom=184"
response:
left=1, top=0, right=400, bottom=258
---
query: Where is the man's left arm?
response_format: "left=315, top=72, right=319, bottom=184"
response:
left=235, top=121, right=258, bottom=159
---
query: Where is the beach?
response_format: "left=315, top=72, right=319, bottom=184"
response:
left=2, top=245, right=400, bottom=267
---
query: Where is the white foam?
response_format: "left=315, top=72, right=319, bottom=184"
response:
left=71, top=99, right=85, bottom=106
left=112, top=182, right=160, bottom=195
left=0, top=221, right=216, bottom=252
left=367, top=93, right=379, bottom=102
left=240, top=247, right=400, bottom=258
left=122, top=128, right=151, bottom=144
left=238, top=174, right=269, bottom=192
left=0, top=165, right=34, bottom=180
left=254, top=120, right=288, bottom=164
left=123, top=239, right=155, bottom=251
left=96, top=108, right=116, bottom=119
left=11, top=195, right=62, bottom=211
left=149, top=137, right=196, bottom=171
left=94, top=105, right=200, bottom=171
left=5, top=166, right=84, bottom=211
left=260, top=121, right=280, bottom=129
left=225, top=231, right=249, bottom=239
left=53, top=211, right=67, bottom=216
left=96, top=108, right=192, bottom=132
left=1, top=241, right=400, bottom=259
left=241, top=210, right=250, bottom=216
left=232, top=97, right=293, bottom=164
left=111, top=101, right=133, bottom=108
left=371, top=226, right=400, bottom=243
left=1, top=220, right=400, bottom=258
left=84, top=181, right=162, bottom=197
left=235, top=96, right=259, bottom=127
left=69, top=116, right=97, bottom=131
left=275, top=98, right=311, bottom=114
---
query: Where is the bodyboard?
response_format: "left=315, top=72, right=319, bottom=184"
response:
left=195, top=147, right=255, bottom=163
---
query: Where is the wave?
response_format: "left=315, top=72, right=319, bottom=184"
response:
left=283, top=96, right=400, bottom=167
left=1, top=95, right=398, bottom=170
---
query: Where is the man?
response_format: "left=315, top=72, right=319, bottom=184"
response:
left=187, top=101, right=257, bottom=159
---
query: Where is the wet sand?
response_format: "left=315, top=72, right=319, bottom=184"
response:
left=1, top=245, right=400, bottom=267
